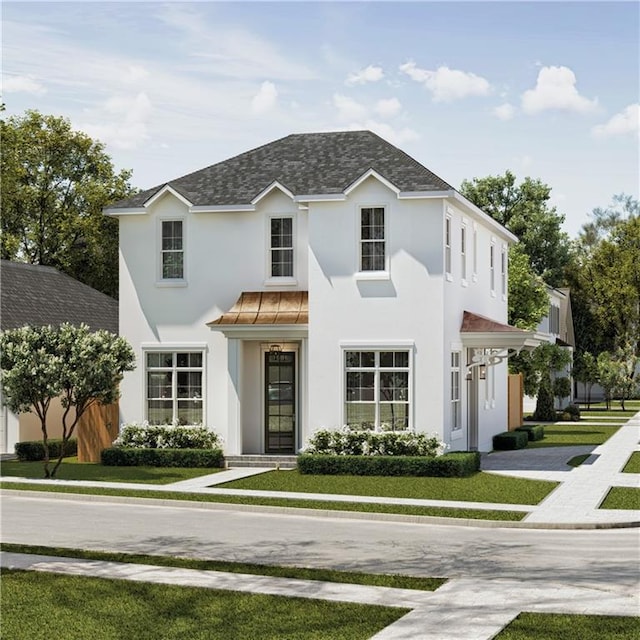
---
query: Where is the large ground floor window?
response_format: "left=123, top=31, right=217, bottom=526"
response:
left=344, top=349, right=410, bottom=430
left=146, top=351, right=203, bottom=425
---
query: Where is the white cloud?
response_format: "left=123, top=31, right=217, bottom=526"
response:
left=123, top=65, right=150, bottom=85
left=251, top=81, right=278, bottom=114
left=346, top=64, right=384, bottom=85
left=592, top=104, right=640, bottom=138
left=2, top=74, right=46, bottom=95
left=79, top=92, right=152, bottom=150
left=399, top=61, right=491, bottom=102
left=348, top=120, right=420, bottom=146
left=333, top=93, right=368, bottom=121
left=521, top=66, right=598, bottom=115
left=375, top=97, right=402, bottom=118
left=493, top=103, right=515, bottom=121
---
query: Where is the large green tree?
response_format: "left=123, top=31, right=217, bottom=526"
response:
left=1, top=110, right=136, bottom=298
left=507, top=243, right=549, bottom=330
left=460, top=170, right=571, bottom=287
left=0, top=324, right=135, bottom=478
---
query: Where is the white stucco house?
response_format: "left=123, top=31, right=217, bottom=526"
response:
left=107, top=130, right=543, bottom=454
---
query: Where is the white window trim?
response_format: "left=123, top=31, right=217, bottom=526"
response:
left=450, top=350, right=462, bottom=432
left=461, top=219, right=468, bottom=287
left=142, top=345, right=207, bottom=426
left=501, top=244, right=507, bottom=300
left=157, top=217, right=187, bottom=287
left=264, top=213, right=298, bottom=286
left=340, top=342, right=414, bottom=431
left=445, top=214, right=453, bottom=281
left=472, top=223, right=478, bottom=282
left=489, top=238, right=496, bottom=297
left=356, top=204, right=390, bottom=278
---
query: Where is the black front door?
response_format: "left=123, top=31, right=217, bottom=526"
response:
left=265, top=351, right=295, bottom=453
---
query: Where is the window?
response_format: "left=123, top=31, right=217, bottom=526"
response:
left=161, top=220, right=184, bottom=279
left=489, top=241, right=496, bottom=293
left=345, top=350, right=410, bottom=430
left=461, top=224, right=467, bottom=281
left=549, top=305, right=560, bottom=335
left=473, top=226, right=478, bottom=279
left=360, top=207, right=385, bottom=271
left=451, top=351, right=461, bottom=431
left=501, top=246, right=507, bottom=297
left=270, top=217, right=293, bottom=277
left=146, top=351, right=203, bottom=425
left=445, top=215, right=452, bottom=276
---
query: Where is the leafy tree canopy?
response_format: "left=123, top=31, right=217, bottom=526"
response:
left=507, top=244, right=549, bottom=330
left=460, top=170, right=571, bottom=287
left=1, top=110, right=137, bottom=298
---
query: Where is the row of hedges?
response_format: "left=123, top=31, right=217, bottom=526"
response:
left=101, top=447, right=224, bottom=468
left=114, top=423, right=222, bottom=449
left=297, top=452, right=480, bottom=477
left=15, top=439, right=78, bottom=462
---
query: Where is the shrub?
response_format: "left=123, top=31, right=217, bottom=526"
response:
left=302, top=428, right=446, bottom=457
left=515, top=424, right=545, bottom=441
left=15, top=439, right=78, bottom=462
left=533, top=378, right=556, bottom=422
left=563, top=404, right=581, bottom=421
left=493, top=431, right=528, bottom=450
left=101, top=447, right=224, bottom=467
left=114, top=423, right=222, bottom=450
left=297, top=452, right=480, bottom=477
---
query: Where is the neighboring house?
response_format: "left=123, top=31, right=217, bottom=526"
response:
left=0, top=260, right=119, bottom=453
left=107, top=130, right=544, bottom=453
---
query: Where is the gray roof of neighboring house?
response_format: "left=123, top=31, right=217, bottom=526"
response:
left=110, top=130, right=454, bottom=209
left=0, top=261, right=118, bottom=333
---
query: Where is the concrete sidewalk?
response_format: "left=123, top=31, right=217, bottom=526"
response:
left=2, top=551, right=638, bottom=640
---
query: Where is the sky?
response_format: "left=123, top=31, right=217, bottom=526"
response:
left=2, top=0, right=639, bottom=237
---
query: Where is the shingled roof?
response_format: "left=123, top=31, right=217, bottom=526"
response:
left=110, top=130, right=454, bottom=210
left=0, top=261, right=118, bottom=333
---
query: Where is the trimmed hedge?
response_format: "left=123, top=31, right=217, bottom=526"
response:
left=515, top=424, right=545, bottom=441
left=15, top=439, right=78, bottom=462
left=101, top=447, right=224, bottom=468
left=493, top=431, right=529, bottom=450
left=297, top=452, right=481, bottom=477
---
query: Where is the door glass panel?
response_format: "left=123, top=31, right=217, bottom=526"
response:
left=265, top=352, right=295, bottom=453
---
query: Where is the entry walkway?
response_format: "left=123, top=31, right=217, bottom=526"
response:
left=2, top=551, right=637, bottom=640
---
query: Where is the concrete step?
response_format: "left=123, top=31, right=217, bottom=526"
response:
left=224, top=455, right=298, bottom=470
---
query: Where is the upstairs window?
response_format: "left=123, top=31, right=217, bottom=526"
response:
left=501, top=246, right=507, bottom=297
left=490, top=241, right=496, bottom=294
left=445, top=216, right=452, bottom=277
left=161, top=220, right=184, bottom=279
left=360, top=207, right=385, bottom=271
left=270, top=217, right=294, bottom=277
left=461, top=224, right=467, bottom=281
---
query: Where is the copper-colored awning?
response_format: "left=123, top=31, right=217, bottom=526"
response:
left=208, top=291, right=308, bottom=326
left=460, top=310, right=547, bottom=351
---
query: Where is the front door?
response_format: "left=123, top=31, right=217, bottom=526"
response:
left=265, top=351, right=296, bottom=453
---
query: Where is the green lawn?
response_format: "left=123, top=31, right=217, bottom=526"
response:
left=215, top=469, right=557, bottom=505
left=527, top=424, right=620, bottom=448
left=0, top=482, right=528, bottom=521
left=1, top=570, right=407, bottom=640
left=599, top=487, right=640, bottom=510
left=622, top=452, right=640, bottom=474
left=1, top=543, right=445, bottom=591
left=0, top=458, right=220, bottom=484
left=495, top=612, right=640, bottom=639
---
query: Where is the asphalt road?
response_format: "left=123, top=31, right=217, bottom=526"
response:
left=1, top=492, right=638, bottom=596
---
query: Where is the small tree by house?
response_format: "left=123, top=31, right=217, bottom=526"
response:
left=533, top=376, right=556, bottom=422
left=597, top=343, right=639, bottom=410
left=573, top=351, right=599, bottom=408
left=553, top=376, right=572, bottom=410
left=0, top=324, right=135, bottom=477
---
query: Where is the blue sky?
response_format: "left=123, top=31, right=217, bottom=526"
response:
left=3, top=1, right=638, bottom=236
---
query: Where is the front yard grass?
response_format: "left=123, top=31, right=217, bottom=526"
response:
left=0, top=458, right=220, bottom=484
left=527, top=424, right=620, bottom=448
left=0, top=543, right=445, bottom=591
left=1, top=569, right=407, bottom=640
left=0, top=482, right=528, bottom=521
left=494, top=612, right=640, bottom=639
left=215, top=469, right=556, bottom=505
left=622, top=452, right=640, bottom=474
left=599, top=487, right=640, bottom=510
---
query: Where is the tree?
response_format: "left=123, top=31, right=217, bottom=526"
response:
left=533, top=376, right=556, bottom=422
left=507, top=244, right=549, bottom=330
left=572, top=351, right=599, bottom=408
left=552, top=376, right=572, bottom=410
left=0, top=324, right=135, bottom=477
left=1, top=110, right=137, bottom=298
left=460, top=170, right=571, bottom=287
left=597, top=351, right=619, bottom=411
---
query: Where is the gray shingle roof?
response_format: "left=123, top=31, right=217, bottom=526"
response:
left=111, top=130, right=453, bottom=209
left=0, top=261, right=118, bottom=333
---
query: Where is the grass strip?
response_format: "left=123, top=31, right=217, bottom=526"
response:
left=1, top=569, right=407, bottom=640
left=0, top=543, right=445, bottom=591
left=527, top=424, right=620, bottom=448
left=494, top=611, right=640, bottom=639
left=0, top=482, right=527, bottom=521
left=622, top=452, right=640, bottom=474
left=567, top=454, right=592, bottom=468
left=215, top=469, right=556, bottom=506
left=0, top=458, right=220, bottom=484
left=599, top=487, right=640, bottom=510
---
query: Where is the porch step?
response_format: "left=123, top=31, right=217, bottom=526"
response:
left=224, top=455, right=298, bottom=470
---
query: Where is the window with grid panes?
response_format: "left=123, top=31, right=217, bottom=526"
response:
left=146, top=351, right=203, bottom=425
left=161, top=220, right=184, bottom=279
left=360, top=207, right=385, bottom=271
left=270, top=217, right=293, bottom=277
left=344, top=350, right=410, bottom=430
left=450, top=351, right=461, bottom=431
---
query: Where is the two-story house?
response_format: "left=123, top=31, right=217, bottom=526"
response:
left=107, top=131, right=542, bottom=454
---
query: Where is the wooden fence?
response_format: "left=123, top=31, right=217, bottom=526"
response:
left=508, top=373, right=524, bottom=430
left=77, top=402, right=119, bottom=462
